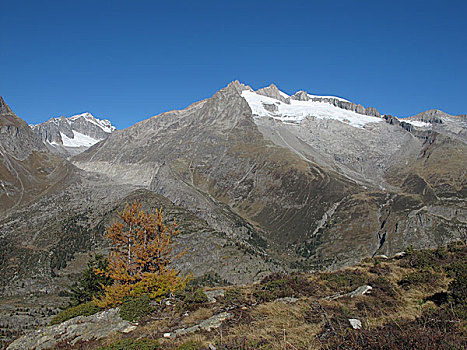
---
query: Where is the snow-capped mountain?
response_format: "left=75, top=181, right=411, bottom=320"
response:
left=31, top=112, right=116, bottom=156
left=73, top=80, right=465, bottom=274
left=241, top=84, right=382, bottom=128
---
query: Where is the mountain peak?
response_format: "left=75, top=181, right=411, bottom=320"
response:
left=225, top=80, right=253, bottom=94
left=32, top=112, right=116, bottom=155
left=0, top=96, right=29, bottom=128
left=291, top=90, right=310, bottom=101
left=256, top=83, right=290, bottom=103
left=409, top=109, right=451, bottom=124
left=0, top=95, right=14, bottom=116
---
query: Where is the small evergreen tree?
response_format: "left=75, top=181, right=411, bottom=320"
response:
left=68, top=254, right=113, bottom=306
left=96, top=201, right=187, bottom=307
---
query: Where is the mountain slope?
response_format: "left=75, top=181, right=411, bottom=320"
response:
left=0, top=96, right=76, bottom=214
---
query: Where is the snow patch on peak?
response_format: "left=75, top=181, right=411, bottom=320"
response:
left=60, top=131, right=100, bottom=148
left=400, top=119, right=432, bottom=128
left=241, top=90, right=381, bottom=129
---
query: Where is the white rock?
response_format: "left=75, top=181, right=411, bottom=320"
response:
left=349, top=318, right=362, bottom=329
left=122, top=325, right=137, bottom=333
left=374, top=254, right=389, bottom=259
left=349, top=285, right=373, bottom=298
left=163, top=332, right=172, bottom=338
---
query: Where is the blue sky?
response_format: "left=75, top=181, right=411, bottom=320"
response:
left=1, top=0, right=466, bottom=129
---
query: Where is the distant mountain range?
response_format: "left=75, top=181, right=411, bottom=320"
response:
left=0, top=82, right=465, bottom=341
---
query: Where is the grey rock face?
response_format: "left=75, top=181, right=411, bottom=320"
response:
left=0, top=97, right=45, bottom=160
left=411, top=109, right=448, bottom=124
left=256, top=84, right=290, bottom=103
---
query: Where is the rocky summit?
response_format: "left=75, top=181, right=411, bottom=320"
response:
left=0, top=81, right=466, bottom=346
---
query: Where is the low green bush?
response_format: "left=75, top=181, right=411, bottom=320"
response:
left=448, top=263, right=466, bottom=307
left=49, top=301, right=101, bottom=325
left=97, top=338, right=160, bottom=350
left=183, top=288, right=209, bottom=304
left=224, top=287, right=246, bottom=305
left=398, top=269, right=437, bottom=289
left=252, top=273, right=316, bottom=302
left=401, top=246, right=449, bottom=270
left=320, top=270, right=368, bottom=292
left=119, top=295, right=154, bottom=322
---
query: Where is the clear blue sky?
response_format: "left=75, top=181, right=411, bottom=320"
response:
left=1, top=0, right=466, bottom=129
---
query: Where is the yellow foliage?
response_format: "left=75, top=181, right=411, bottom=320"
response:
left=96, top=201, right=188, bottom=307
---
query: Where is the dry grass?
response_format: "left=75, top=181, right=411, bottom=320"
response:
left=182, top=307, right=215, bottom=327
left=220, top=300, right=322, bottom=349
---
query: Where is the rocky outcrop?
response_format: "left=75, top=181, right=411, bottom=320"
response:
left=0, top=96, right=14, bottom=116
left=289, top=91, right=381, bottom=117
left=165, top=312, right=233, bottom=338
left=7, top=308, right=135, bottom=350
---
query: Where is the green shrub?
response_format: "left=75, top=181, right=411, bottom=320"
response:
left=188, top=272, right=230, bottom=288
left=49, top=301, right=101, bottom=325
left=183, top=288, right=209, bottom=304
left=398, top=269, right=438, bottom=289
left=253, top=273, right=317, bottom=302
left=448, top=264, right=466, bottom=307
left=320, top=270, right=368, bottom=292
left=224, top=287, right=246, bottom=305
left=447, top=241, right=465, bottom=253
left=119, top=295, right=154, bottom=322
left=97, top=338, right=160, bottom=350
left=401, top=246, right=449, bottom=270
left=445, top=260, right=467, bottom=278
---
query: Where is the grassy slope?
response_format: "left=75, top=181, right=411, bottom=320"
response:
left=50, top=242, right=466, bottom=350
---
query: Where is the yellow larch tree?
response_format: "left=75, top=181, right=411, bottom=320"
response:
left=96, top=201, right=187, bottom=307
